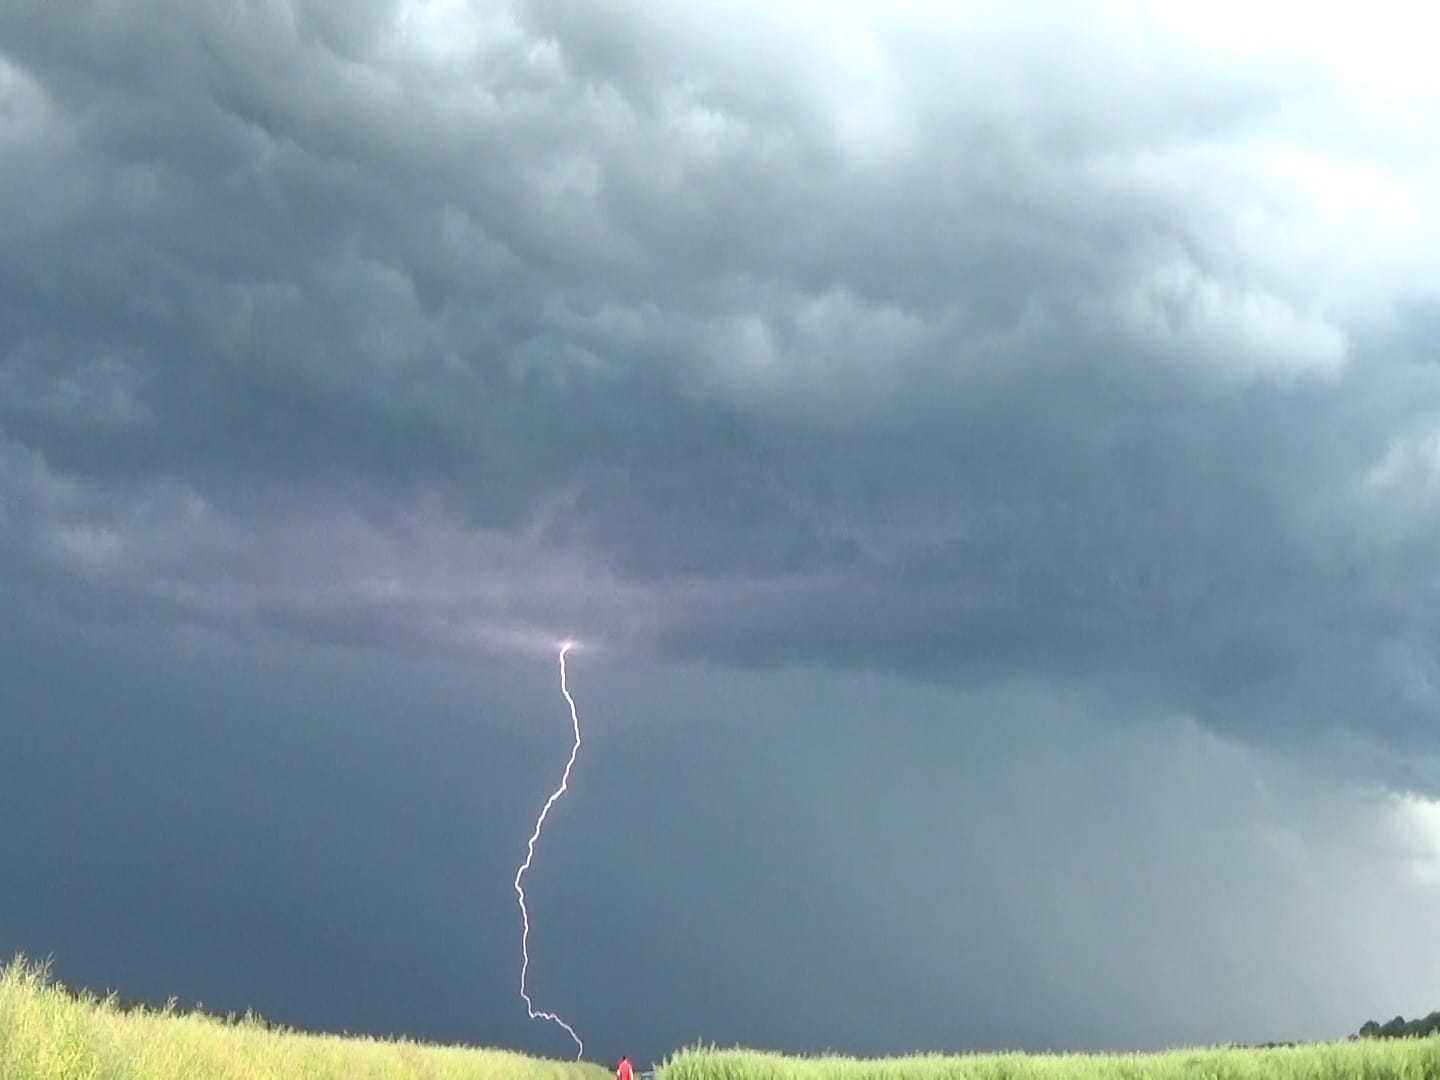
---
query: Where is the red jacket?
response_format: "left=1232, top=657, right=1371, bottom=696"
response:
left=617, top=1058, right=634, bottom=1080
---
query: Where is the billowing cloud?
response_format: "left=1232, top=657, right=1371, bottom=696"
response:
left=5, top=2, right=1440, bottom=765
left=3, top=1, right=1440, bottom=772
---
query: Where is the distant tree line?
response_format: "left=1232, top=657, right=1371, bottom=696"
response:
left=1356, top=1011, right=1440, bottom=1040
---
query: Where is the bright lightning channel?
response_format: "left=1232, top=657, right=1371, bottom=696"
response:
left=512, top=641, right=584, bottom=1061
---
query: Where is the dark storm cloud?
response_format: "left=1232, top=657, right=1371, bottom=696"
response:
left=3, top=1, right=1439, bottom=755
left=5, top=5, right=1440, bottom=1063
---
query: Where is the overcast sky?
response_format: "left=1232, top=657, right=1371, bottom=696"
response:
left=3, top=0, right=1440, bottom=1068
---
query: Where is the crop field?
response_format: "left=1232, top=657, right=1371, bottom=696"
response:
left=0, top=959, right=609, bottom=1080
left=6, top=958, right=1440, bottom=1079
left=657, top=1041, right=1440, bottom=1080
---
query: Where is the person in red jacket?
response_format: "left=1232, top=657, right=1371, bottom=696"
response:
left=617, top=1055, right=635, bottom=1080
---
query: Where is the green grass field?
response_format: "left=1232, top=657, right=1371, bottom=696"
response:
left=6, top=958, right=1440, bottom=1079
left=0, top=959, right=610, bottom=1080
left=658, top=1041, right=1440, bottom=1080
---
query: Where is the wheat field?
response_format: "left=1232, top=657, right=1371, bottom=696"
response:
left=657, top=1040, right=1440, bottom=1080
left=7, top=957, right=1440, bottom=1080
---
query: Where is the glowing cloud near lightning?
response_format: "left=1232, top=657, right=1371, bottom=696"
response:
left=512, top=641, right=585, bottom=1060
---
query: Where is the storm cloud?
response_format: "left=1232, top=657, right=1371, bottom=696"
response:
left=2, top=0, right=1439, bottom=1066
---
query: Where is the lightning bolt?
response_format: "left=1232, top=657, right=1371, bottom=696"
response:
left=512, top=641, right=584, bottom=1060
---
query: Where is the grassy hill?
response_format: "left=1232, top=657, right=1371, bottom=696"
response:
left=0, top=959, right=609, bottom=1080
left=8, top=957, right=1440, bottom=1080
